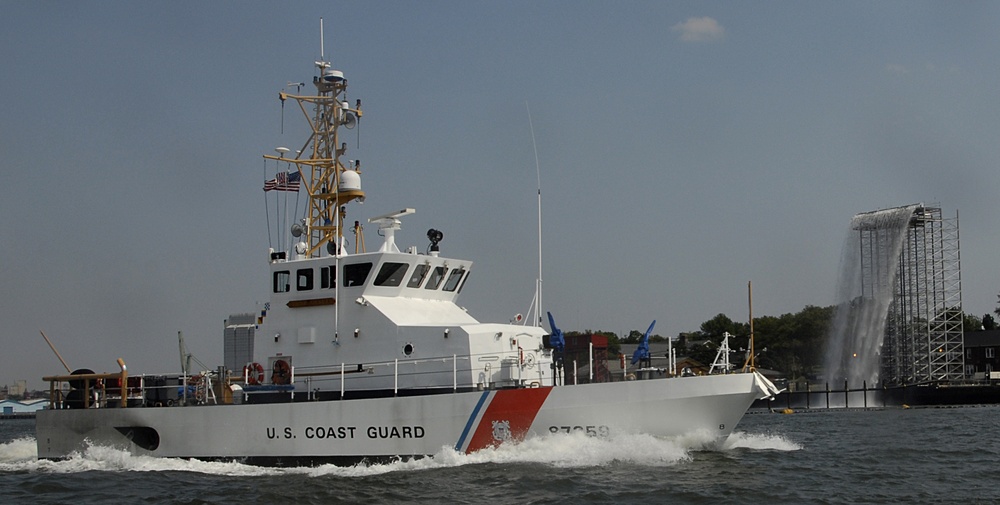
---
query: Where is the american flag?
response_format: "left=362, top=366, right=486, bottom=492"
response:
left=263, top=171, right=301, bottom=192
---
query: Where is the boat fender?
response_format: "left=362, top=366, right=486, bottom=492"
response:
left=244, top=362, right=264, bottom=385
left=68, top=368, right=95, bottom=391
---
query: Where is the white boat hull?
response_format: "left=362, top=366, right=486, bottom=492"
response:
left=36, top=373, right=771, bottom=466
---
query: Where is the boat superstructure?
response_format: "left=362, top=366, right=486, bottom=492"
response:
left=248, top=40, right=557, bottom=399
left=35, top=28, right=779, bottom=466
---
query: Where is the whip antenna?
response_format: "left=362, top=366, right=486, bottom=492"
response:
left=526, top=101, right=543, bottom=326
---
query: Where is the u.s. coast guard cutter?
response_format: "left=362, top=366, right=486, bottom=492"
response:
left=36, top=36, right=779, bottom=466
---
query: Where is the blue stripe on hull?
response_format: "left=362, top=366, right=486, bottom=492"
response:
left=454, top=391, right=490, bottom=451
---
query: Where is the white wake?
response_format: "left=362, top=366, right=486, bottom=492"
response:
left=0, top=429, right=799, bottom=477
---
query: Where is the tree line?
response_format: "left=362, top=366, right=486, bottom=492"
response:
left=567, top=304, right=999, bottom=381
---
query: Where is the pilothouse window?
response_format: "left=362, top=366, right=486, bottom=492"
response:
left=273, top=271, right=291, bottom=293
left=443, top=268, right=465, bottom=292
left=320, top=265, right=336, bottom=289
left=374, top=262, right=409, bottom=287
left=425, top=266, right=448, bottom=290
left=297, top=269, right=313, bottom=291
left=343, top=263, right=374, bottom=287
left=407, top=264, right=430, bottom=288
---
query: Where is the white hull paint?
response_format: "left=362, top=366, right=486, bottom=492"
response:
left=37, top=373, right=770, bottom=465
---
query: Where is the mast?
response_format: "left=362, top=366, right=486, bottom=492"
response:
left=743, top=281, right=756, bottom=372
left=264, top=22, right=365, bottom=258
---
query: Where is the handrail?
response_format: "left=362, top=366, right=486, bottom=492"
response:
left=43, top=358, right=128, bottom=409
left=43, top=348, right=551, bottom=409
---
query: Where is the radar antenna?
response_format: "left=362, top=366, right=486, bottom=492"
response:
left=263, top=18, right=365, bottom=258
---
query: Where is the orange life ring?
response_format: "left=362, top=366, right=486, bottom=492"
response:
left=244, top=362, right=264, bottom=385
left=271, top=359, right=291, bottom=385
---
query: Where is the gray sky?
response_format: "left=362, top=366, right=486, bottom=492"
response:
left=3, top=2, right=998, bottom=389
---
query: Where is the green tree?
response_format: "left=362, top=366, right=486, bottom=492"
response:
left=686, top=336, right=718, bottom=366
left=620, top=328, right=665, bottom=344
left=751, top=305, right=833, bottom=379
left=984, top=314, right=997, bottom=331
left=603, top=332, right=622, bottom=357
left=701, top=313, right=748, bottom=337
left=964, top=313, right=983, bottom=332
left=555, top=304, right=842, bottom=380
left=622, top=330, right=642, bottom=344
left=678, top=314, right=748, bottom=367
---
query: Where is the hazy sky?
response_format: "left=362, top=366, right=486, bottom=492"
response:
left=3, top=2, right=998, bottom=389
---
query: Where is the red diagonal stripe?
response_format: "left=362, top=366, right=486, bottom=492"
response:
left=465, top=387, right=552, bottom=453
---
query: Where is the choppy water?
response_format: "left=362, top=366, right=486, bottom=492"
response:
left=3, top=406, right=999, bottom=504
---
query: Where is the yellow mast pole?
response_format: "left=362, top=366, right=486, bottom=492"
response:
left=264, top=90, right=364, bottom=257
left=39, top=330, right=72, bottom=374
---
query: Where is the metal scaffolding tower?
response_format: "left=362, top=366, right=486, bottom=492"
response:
left=855, top=205, right=964, bottom=386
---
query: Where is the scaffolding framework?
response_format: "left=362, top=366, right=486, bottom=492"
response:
left=856, top=206, right=964, bottom=385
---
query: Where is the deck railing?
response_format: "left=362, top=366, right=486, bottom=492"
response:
left=42, top=349, right=558, bottom=409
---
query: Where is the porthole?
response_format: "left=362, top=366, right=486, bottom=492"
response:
left=403, top=343, right=414, bottom=356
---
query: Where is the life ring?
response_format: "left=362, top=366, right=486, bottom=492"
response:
left=271, top=359, right=291, bottom=385
left=244, top=362, right=264, bottom=385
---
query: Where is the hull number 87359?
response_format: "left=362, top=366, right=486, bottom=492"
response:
left=548, top=425, right=610, bottom=437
